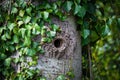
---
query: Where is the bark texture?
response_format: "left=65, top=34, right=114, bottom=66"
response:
left=32, top=16, right=82, bottom=80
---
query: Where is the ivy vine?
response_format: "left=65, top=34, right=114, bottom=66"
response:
left=0, top=0, right=116, bottom=80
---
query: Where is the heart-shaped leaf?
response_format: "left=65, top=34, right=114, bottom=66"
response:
left=63, top=1, right=73, bottom=12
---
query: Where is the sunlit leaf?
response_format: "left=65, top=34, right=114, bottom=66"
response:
left=24, top=36, right=31, bottom=46
left=50, top=31, right=56, bottom=37
left=18, top=21, right=24, bottom=27
left=8, top=23, right=16, bottom=31
left=19, top=10, right=25, bottom=17
left=23, top=16, right=31, bottom=24
left=1, top=34, right=7, bottom=41
left=56, top=75, right=65, bottom=80
left=74, top=4, right=81, bottom=15
left=43, top=11, right=49, bottom=19
left=11, top=7, right=18, bottom=14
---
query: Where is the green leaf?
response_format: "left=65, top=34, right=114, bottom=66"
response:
left=23, top=16, right=31, bottom=24
left=81, top=29, right=90, bottom=39
left=75, top=0, right=81, bottom=3
left=19, top=10, right=25, bottom=17
left=13, top=2, right=18, bottom=7
left=13, top=35, right=19, bottom=43
left=26, top=70, right=34, bottom=76
left=24, top=36, right=31, bottom=46
left=91, top=30, right=99, bottom=42
left=77, top=6, right=86, bottom=18
left=9, top=46, right=15, bottom=52
left=13, top=27, right=19, bottom=35
left=39, top=77, right=46, bottom=80
left=4, top=58, right=12, bottom=67
left=32, top=23, right=40, bottom=35
left=63, top=1, right=73, bottom=12
left=8, top=23, right=16, bottom=31
left=56, top=75, right=65, bottom=80
left=11, top=7, right=18, bottom=14
left=66, top=70, right=75, bottom=78
left=74, top=5, right=81, bottom=15
left=0, top=27, right=4, bottom=36
left=26, top=48, right=36, bottom=57
left=5, top=32, right=11, bottom=39
left=101, top=24, right=110, bottom=37
left=52, top=3, right=57, bottom=10
left=18, top=21, right=24, bottom=27
left=0, top=53, right=7, bottom=60
left=41, top=38, right=48, bottom=43
left=82, top=37, right=90, bottom=46
left=1, top=34, right=7, bottom=41
left=49, top=31, right=56, bottom=37
left=51, top=24, right=60, bottom=31
left=43, top=11, right=49, bottom=19
left=26, top=7, right=32, bottom=15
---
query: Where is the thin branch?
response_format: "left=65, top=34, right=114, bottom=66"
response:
left=88, top=44, right=93, bottom=80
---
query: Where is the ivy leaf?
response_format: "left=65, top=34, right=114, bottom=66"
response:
left=8, top=23, right=16, bottom=31
left=4, top=58, right=12, bottom=67
left=11, top=7, right=18, bottom=14
left=26, top=7, right=32, bottom=16
left=66, top=70, right=75, bottom=78
left=56, top=75, right=65, bottom=80
left=51, top=24, right=60, bottom=31
left=74, top=4, right=81, bottom=15
left=13, top=2, right=18, bottom=7
left=24, top=36, right=31, bottom=47
left=41, top=38, right=48, bottom=43
left=13, top=35, right=19, bottom=43
left=77, top=6, right=86, bottom=18
left=63, top=1, right=73, bottom=12
left=81, top=29, right=90, bottom=39
left=41, top=29, right=46, bottom=36
left=101, top=24, right=110, bottom=37
left=82, top=37, right=90, bottom=46
left=5, top=32, right=11, bottom=39
left=26, top=48, right=36, bottom=57
left=19, top=28, right=26, bottom=38
left=19, top=10, right=25, bottom=17
left=23, top=16, right=31, bottom=24
left=90, top=30, right=99, bottom=42
left=52, top=3, right=57, bottom=10
left=75, top=0, right=81, bottom=3
left=0, top=53, right=6, bottom=60
left=43, top=11, right=49, bottom=19
left=9, top=46, right=15, bottom=52
left=32, top=23, right=41, bottom=35
left=1, top=34, right=7, bottom=41
left=50, top=31, right=56, bottom=37
left=18, top=21, right=24, bottom=27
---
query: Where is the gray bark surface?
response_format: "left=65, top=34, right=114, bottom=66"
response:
left=33, top=16, right=82, bottom=80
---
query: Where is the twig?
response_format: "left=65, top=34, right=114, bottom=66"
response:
left=88, top=44, right=93, bottom=80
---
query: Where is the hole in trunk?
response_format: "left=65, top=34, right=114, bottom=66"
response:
left=54, top=38, right=63, bottom=48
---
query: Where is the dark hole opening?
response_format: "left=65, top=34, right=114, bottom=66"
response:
left=54, top=38, right=63, bottom=48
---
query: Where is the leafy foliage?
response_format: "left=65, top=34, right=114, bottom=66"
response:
left=0, top=0, right=120, bottom=80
